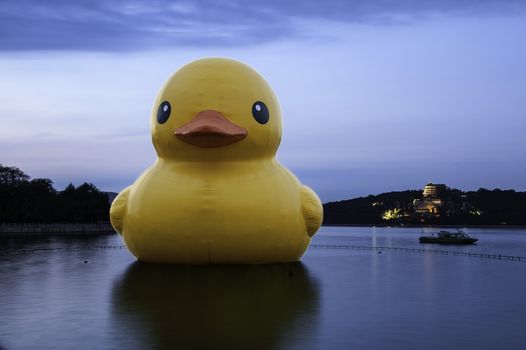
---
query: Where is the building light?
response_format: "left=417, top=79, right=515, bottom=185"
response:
left=382, top=208, right=401, bottom=220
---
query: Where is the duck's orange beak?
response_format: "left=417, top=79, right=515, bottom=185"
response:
left=174, top=110, right=248, bottom=148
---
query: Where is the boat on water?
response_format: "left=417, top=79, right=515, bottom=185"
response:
left=419, top=229, right=478, bottom=244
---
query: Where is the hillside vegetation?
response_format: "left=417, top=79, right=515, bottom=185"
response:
left=0, top=164, right=109, bottom=223
left=323, top=188, right=526, bottom=226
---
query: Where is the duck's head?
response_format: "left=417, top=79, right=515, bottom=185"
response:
left=151, top=58, right=282, bottom=162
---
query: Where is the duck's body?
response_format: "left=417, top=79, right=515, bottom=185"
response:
left=114, top=159, right=318, bottom=263
left=110, top=58, right=322, bottom=264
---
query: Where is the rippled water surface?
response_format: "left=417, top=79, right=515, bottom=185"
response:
left=1, top=227, right=526, bottom=350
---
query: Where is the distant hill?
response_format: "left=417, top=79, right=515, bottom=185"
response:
left=324, top=190, right=421, bottom=225
left=323, top=188, right=526, bottom=226
left=104, top=192, right=118, bottom=204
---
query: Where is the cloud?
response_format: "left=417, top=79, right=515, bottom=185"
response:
left=1, top=0, right=525, bottom=51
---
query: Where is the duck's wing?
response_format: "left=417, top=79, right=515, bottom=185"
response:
left=110, top=186, right=132, bottom=235
left=301, top=185, right=323, bottom=237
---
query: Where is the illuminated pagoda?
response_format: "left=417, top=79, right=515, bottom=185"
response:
left=413, top=182, right=448, bottom=216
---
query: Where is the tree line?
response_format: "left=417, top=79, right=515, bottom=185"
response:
left=323, top=188, right=526, bottom=226
left=0, top=164, right=110, bottom=223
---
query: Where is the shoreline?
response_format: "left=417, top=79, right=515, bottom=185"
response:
left=1, top=222, right=524, bottom=237
left=0, top=223, right=116, bottom=237
left=322, top=224, right=526, bottom=229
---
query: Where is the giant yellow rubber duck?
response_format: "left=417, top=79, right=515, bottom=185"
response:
left=110, top=58, right=323, bottom=264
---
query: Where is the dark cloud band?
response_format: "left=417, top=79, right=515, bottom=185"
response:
left=0, top=0, right=524, bottom=51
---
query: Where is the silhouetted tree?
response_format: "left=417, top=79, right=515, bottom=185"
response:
left=58, top=182, right=110, bottom=222
left=25, top=178, right=57, bottom=222
left=0, top=164, right=30, bottom=185
left=0, top=164, right=110, bottom=223
left=0, top=164, right=31, bottom=222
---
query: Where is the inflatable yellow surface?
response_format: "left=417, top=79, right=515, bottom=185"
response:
left=110, top=58, right=323, bottom=264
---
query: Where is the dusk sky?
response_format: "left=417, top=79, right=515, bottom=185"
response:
left=1, top=0, right=525, bottom=202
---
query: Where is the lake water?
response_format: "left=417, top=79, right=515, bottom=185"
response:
left=1, top=226, right=526, bottom=350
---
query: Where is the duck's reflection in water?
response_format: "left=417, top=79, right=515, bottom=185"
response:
left=111, top=262, right=319, bottom=350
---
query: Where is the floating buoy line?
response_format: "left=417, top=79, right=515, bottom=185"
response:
left=0, top=245, right=126, bottom=256
left=309, top=244, right=525, bottom=261
left=0, top=244, right=524, bottom=262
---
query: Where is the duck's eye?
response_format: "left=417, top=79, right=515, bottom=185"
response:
left=157, top=101, right=171, bottom=124
left=252, top=101, right=269, bottom=124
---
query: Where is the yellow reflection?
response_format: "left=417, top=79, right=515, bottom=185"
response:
left=111, top=262, right=319, bottom=349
